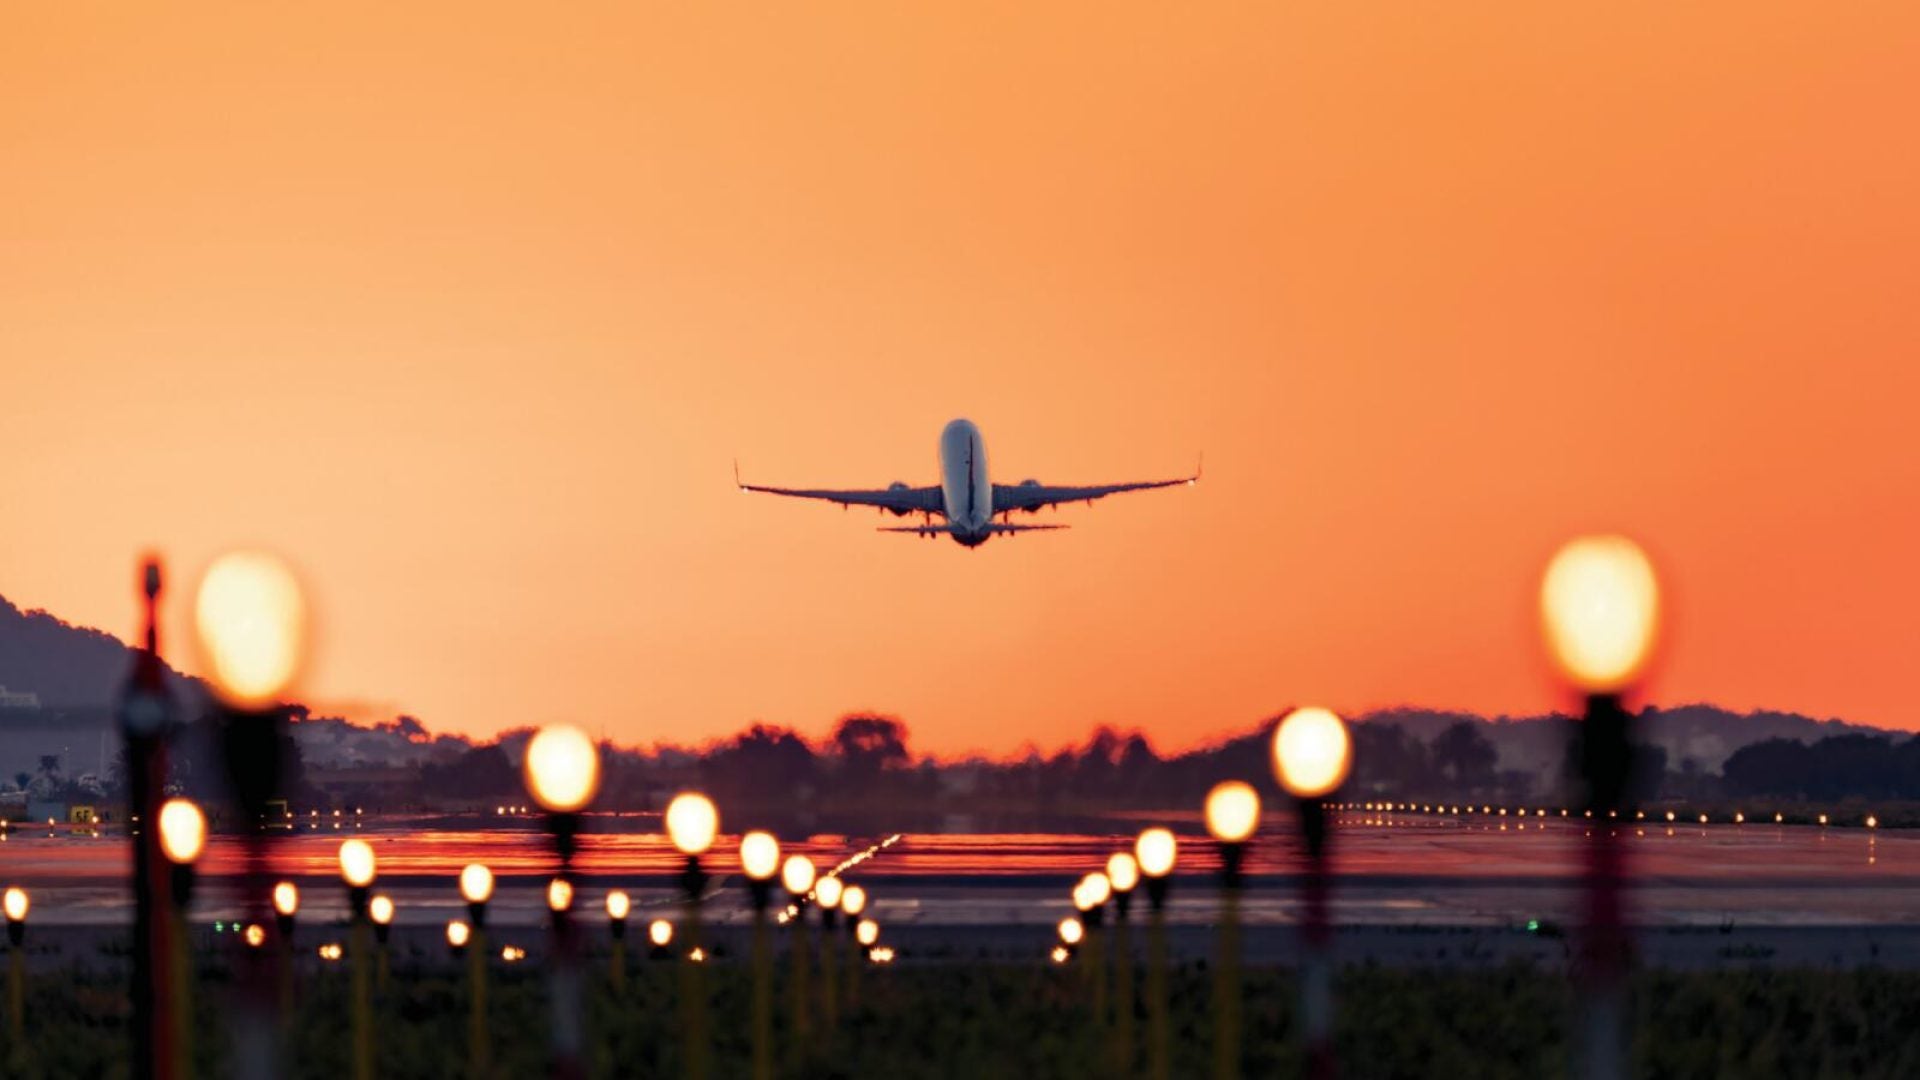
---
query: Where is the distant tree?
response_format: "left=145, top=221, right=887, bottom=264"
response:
left=1430, top=722, right=1498, bottom=790
left=421, top=744, right=518, bottom=799
left=831, top=715, right=912, bottom=774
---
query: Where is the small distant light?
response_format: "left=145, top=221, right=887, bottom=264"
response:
left=606, top=890, right=631, bottom=921
left=781, top=855, right=817, bottom=896
left=689, top=947, right=707, bottom=963
left=1057, top=917, right=1084, bottom=946
left=1774, top=813, right=1784, bottom=824
left=649, top=919, right=674, bottom=948
left=369, top=894, right=395, bottom=926
left=447, top=920, right=471, bottom=949
left=1819, top=814, right=1829, bottom=826
left=3, top=888, right=27, bottom=923
left=1106, top=852, right=1140, bottom=893
left=1051, top=945, right=1070, bottom=964
left=1867, top=815, right=1879, bottom=829
left=459, top=864, right=495, bottom=905
left=1734, top=812, right=1745, bottom=824
left=244, top=924, right=266, bottom=948
left=273, top=882, right=300, bottom=918
left=816, top=876, right=845, bottom=911
left=740, top=832, right=782, bottom=881
left=547, top=878, right=574, bottom=913
left=158, top=799, right=208, bottom=865
left=338, top=839, right=377, bottom=888
left=840, top=884, right=868, bottom=917
left=1526, top=919, right=1539, bottom=933
left=1666, top=811, right=1676, bottom=823
left=856, top=918, right=879, bottom=946
left=1698, top=814, right=1708, bottom=825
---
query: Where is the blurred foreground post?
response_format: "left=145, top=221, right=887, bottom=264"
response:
left=339, top=841, right=377, bottom=1080
left=1272, top=707, right=1353, bottom=1080
left=1204, top=781, right=1260, bottom=1080
left=815, top=876, right=844, bottom=1035
left=667, top=793, right=719, bottom=1080
left=119, top=560, right=177, bottom=1080
left=840, top=885, right=869, bottom=1011
left=370, top=895, right=394, bottom=995
left=4, top=888, right=26, bottom=1049
left=157, top=801, right=206, bottom=1080
left=782, top=855, right=818, bottom=1068
left=1540, top=536, right=1661, bottom=1080
left=459, top=863, right=495, bottom=1075
left=1106, top=853, right=1141, bottom=1074
left=523, top=724, right=603, bottom=1080
left=740, top=832, right=782, bottom=1080
left=1073, top=872, right=1113, bottom=1045
left=606, top=891, right=631, bottom=992
left=1135, top=829, right=1177, bottom=1080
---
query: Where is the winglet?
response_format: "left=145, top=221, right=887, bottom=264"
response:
left=733, top=458, right=745, bottom=492
left=1191, top=452, right=1204, bottom=485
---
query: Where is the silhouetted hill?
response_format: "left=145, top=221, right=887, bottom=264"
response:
left=0, top=594, right=203, bottom=707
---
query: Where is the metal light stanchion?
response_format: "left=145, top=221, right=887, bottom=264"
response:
left=1135, top=828, right=1177, bottom=1080
left=839, top=885, right=869, bottom=1011
left=1271, top=707, right=1354, bottom=1080
left=780, top=855, right=818, bottom=1069
left=119, top=559, right=177, bottom=1080
left=606, top=891, right=631, bottom=992
left=739, top=832, right=782, bottom=1080
left=458, top=863, right=495, bottom=1076
left=1540, top=535, right=1661, bottom=1080
left=157, top=799, right=207, bottom=1080
left=1203, top=781, right=1260, bottom=1080
left=814, top=876, right=844, bottom=1036
left=272, top=882, right=299, bottom=1021
left=4, top=888, right=26, bottom=1053
left=338, top=840, right=377, bottom=1080
left=523, top=724, right=603, bottom=1080
left=1106, top=853, right=1140, bottom=1075
left=666, top=793, right=719, bottom=1080
left=369, top=895, right=394, bottom=995
left=194, top=552, right=306, bottom=1080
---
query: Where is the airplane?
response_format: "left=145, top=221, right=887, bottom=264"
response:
left=737, top=417, right=1199, bottom=547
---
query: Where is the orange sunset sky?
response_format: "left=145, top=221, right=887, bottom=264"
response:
left=4, top=3, right=1917, bottom=756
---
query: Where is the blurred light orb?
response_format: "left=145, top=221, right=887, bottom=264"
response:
left=523, top=724, right=601, bottom=813
left=158, top=798, right=208, bottom=865
left=338, top=839, right=377, bottom=888
left=447, top=920, right=470, bottom=948
left=458, top=863, right=495, bottom=905
left=369, top=894, right=395, bottom=926
left=1539, top=535, right=1661, bottom=693
left=243, top=924, right=266, bottom=948
left=1058, top=916, right=1084, bottom=945
left=606, top=890, right=631, bottom=920
left=816, top=876, right=845, bottom=910
left=840, top=884, right=868, bottom=917
left=1080, top=872, right=1113, bottom=908
left=1271, top=707, right=1353, bottom=798
left=194, top=551, right=307, bottom=709
left=782, top=855, right=817, bottom=896
left=3, top=887, right=26, bottom=922
left=1051, top=945, right=1070, bottom=964
left=547, top=878, right=574, bottom=913
left=666, top=793, right=720, bottom=856
left=740, top=831, right=782, bottom=881
left=272, top=881, right=299, bottom=917
left=1136, top=828, right=1177, bottom=878
left=855, top=918, right=880, bottom=946
left=1204, top=780, right=1261, bottom=843
left=1106, top=852, right=1140, bottom=893
left=649, top=919, right=674, bottom=947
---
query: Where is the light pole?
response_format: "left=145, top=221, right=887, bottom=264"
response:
left=368, top=895, right=394, bottom=994
left=648, top=919, right=675, bottom=961
left=1203, top=780, right=1260, bottom=1080
left=605, top=891, right=631, bottom=991
left=272, top=881, right=299, bottom=1018
left=1540, top=535, right=1661, bottom=1080
left=193, top=551, right=306, bottom=1080
left=119, top=559, right=176, bottom=1080
left=839, top=885, right=869, bottom=1010
left=4, top=888, right=26, bottom=1048
left=1106, top=852, right=1141, bottom=1074
left=1074, top=872, right=1113, bottom=1037
left=157, top=798, right=207, bottom=1080
left=457, top=862, right=494, bottom=1075
left=814, top=875, right=844, bottom=1035
left=781, top=854, right=818, bottom=1060
left=1271, top=706, right=1354, bottom=1080
left=523, top=724, right=602, bottom=1080
left=739, top=831, right=781, bottom=1080
left=666, top=792, right=719, bottom=1080
left=1135, top=827, right=1177, bottom=1080
left=338, top=839, right=377, bottom=1080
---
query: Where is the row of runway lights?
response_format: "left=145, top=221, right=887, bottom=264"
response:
left=1337, top=803, right=1880, bottom=829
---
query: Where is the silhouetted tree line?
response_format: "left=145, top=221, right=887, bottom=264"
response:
left=1722, top=734, right=1920, bottom=801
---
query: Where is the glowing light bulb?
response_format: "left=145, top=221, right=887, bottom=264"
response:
left=338, top=839, right=376, bottom=888
left=547, top=878, right=574, bottom=913
left=459, top=863, right=494, bottom=905
left=272, top=881, right=299, bottom=917
left=157, top=798, right=208, bottom=865
left=1135, top=828, right=1177, bottom=878
left=855, top=918, right=879, bottom=946
left=447, top=920, right=470, bottom=948
left=666, top=792, right=719, bottom=856
left=3, top=888, right=26, bottom=922
left=1204, top=780, right=1261, bottom=843
left=1080, top=872, right=1112, bottom=908
left=1106, top=852, right=1140, bottom=893
left=816, top=876, right=844, bottom=911
left=1271, top=707, right=1352, bottom=798
left=522, top=724, right=601, bottom=813
left=740, top=831, right=781, bottom=881
left=606, top=890, right=631, bottom=920
left=782, top=855, right=816, bottom=896
left=840, top=884, right=868, bottom=917
left=1539, top=535, right=1661, bottom=693
left=1058, top=916, right=1084, bottom=945
left=193, top=552, right=307, bottom=710
left=649, top=919, right=674, bottom=947
left=369, top=895, right=394, bottom=926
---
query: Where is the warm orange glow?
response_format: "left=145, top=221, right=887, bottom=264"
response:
left=1106, top=852, right=1140, bottom=893
left=459, top=863, right=495, bottom=905
left=338, top=839, right=377, bottom=888
left=781, top=855, right=817, bottom=896
left=840, top=884, right=868, bottom=917
left=3, top=888, right=26, bottom=922
left=740, top=831, right=781, bottom=880
left=547, top=877, right=574, bottom=913
left=1271, top=707, right=1352, bottom=798
left=1080, top=872, right=1112, bottom=908
left=446, top=920, right=471, bottom=948
left=1540, top=536, right=1662, bottom=693
left=192, top=552, right=306, bottom=710
left=272, top=881, right=299, bottom=917
left=649, top=919, right=674, bottom=947
left=1136, top=828, right=1177, bottom=878
left=815, top=876, right=844, bottom=911
left=522, top=724, right=601, bottom=813
left=606, top=890, right=631, bottom=920
left=855, top=918, right=879, bottom=947
left=157, top=799, right=207, bottom=865
left=1204, top=780, right=1261, bottom=843
left=369, top=894, right=394, bottom=926
left=665, top=792, right=719, bottom=856
left=243, top=924, right=266, bottom=948
left=1057, top=917, right=1084, bottom=946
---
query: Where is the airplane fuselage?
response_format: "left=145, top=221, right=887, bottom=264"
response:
left=939, top=418, right=994, bottom=546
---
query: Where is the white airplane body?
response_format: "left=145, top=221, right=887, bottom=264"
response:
left=739, top=418, right=1198, bottom=547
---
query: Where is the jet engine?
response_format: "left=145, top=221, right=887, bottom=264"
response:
left=886, top=481, right=913, bottom=516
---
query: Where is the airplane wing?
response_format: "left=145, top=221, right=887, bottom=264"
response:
left=991, top=459, right=1200, bottom=515
left=736, top=463, right=944, bottom=515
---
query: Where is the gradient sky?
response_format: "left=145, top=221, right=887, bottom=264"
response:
left=4, top=3, right=1917, bottom=756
